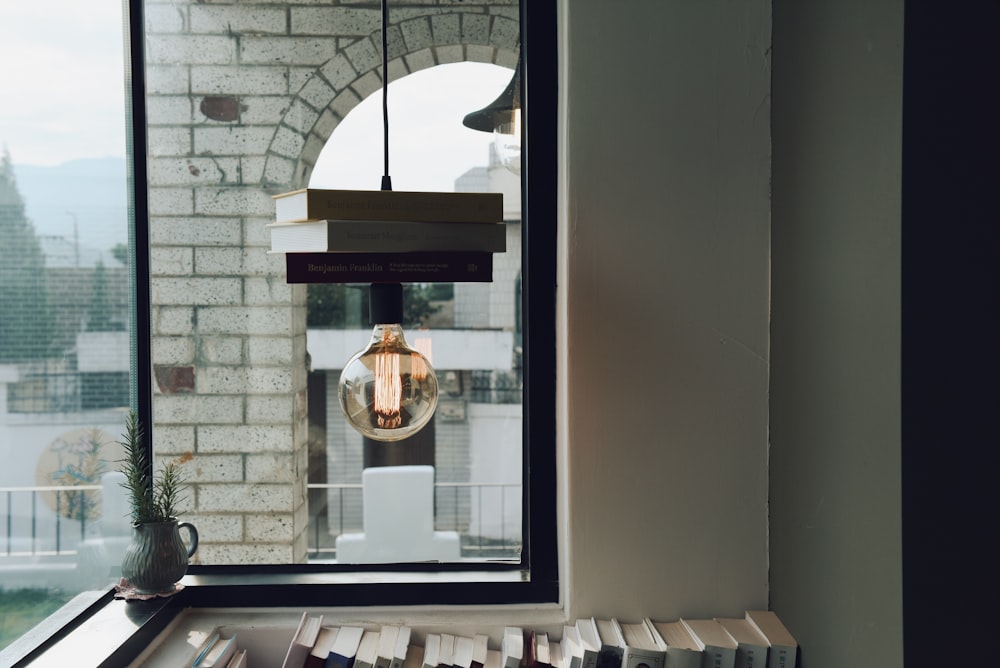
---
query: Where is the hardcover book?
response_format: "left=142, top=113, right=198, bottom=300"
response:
left=645, top=620, right=702, bottom=668
left=267, top=219, right=506, bottom=254
left=391, top=627, right=412, bottom=668
left=744, top=612, right=797, bottom=668
left=272, top=188, right=503, bottom=225
left=616, top=620, right=665, bottom=668
left=281, top=612, right=324, bottom=668
left=560, top=625, right=584, bottom=668
left=326, top=626, right=366, bottom=668
left=713, top=618, right=769, bottom=668
left=574, top=619, right=601, bottom=668
left=593, top=619, right=623, bottom=668
left=284, top=251, right=493, bottom=284
left=680, top=619, right=737, bottom=668
left=437, top=634, right=456, bottom=668
left=355, top=630, right=381, bottom=668
left=306, top=627, right=341, bottom=668
left=376, top=626, right=400, bottom=668
left=423, top=634, right=442, bottom=668
left=453, top=636, right=475, bottom=668
left=471, top=634, right=490, bottom=668
left=501, top=627, right=524, bottom=668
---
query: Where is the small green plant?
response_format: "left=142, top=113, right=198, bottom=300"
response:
left=118, top=410, right=188, bottom=524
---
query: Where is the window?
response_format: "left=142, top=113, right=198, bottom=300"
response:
left=1, top=3, right=556, bottom=654
left=0, top=0, right=132, bottom=652
left=305, top=63, right=525, bottom=564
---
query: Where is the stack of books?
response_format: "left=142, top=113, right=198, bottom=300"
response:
left=267, top=188, right=505, bottom=284
left=208, top=610, right=797, bottom=668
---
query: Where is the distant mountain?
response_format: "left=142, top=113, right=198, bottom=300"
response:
left=13, top=157, right=128, bottom=254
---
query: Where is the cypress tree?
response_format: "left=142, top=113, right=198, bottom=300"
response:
left=0, top=148, right=55, bottom=361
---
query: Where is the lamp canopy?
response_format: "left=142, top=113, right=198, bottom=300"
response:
left=462, top=60, right=521, bottom=133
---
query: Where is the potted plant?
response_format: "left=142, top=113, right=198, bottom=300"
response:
left=117, top=410, right=198, bottom=595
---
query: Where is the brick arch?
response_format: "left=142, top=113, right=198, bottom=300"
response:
left=263, top=8, right=519, bottom=189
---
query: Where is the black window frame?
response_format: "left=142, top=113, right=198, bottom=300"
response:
left=87, top=0, right=556, bottom=606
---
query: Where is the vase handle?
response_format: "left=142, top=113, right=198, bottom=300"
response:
left=177, top=522, right=199, bottom=557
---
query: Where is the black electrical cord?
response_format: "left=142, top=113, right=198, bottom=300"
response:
left=380, top=0, right=392, bottom=191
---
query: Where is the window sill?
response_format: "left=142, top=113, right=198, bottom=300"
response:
left=3, top=570, right=563, bottom=667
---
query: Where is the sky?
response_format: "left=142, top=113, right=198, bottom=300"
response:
left=0, top=1, right=510, bottom=194
left=0, top=1, right=128, bottom=166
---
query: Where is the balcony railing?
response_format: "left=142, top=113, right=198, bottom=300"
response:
left=1, top=482, right=522, bottom=562
left=1, top=485, right=102, bottom=556
left=306, top=481, right=523, bottom=562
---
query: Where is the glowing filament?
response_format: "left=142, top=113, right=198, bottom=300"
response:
left=373, top=352, right=402, bottom=428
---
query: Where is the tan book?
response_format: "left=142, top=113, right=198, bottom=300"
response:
left=272, top=188, right=503, bottom=224
left=744, top=612, right=797, bottom=668
left=267, top=219, right=506, bottom=254
left=714, top=618, right=769, bottom=668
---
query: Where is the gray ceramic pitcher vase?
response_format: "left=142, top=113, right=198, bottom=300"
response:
left=121, top=518, right=198, bottom=594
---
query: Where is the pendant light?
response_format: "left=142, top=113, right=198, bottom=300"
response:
left=334, top=0, right=439, bottom=441
left=462, top=55, right=521, bottom=174
left=338, top=283, right=439, bottom=441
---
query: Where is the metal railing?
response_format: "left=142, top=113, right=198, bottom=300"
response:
left=306, top=481, right=523, bottom=561
left=1, top=485, right=102, bottom=556
left=1, top=482, right=522, bottom=562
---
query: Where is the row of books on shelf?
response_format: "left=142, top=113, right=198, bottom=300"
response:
left=192, top=610, right=797, bottom=668
left=267, top=188, right=506, bottom=284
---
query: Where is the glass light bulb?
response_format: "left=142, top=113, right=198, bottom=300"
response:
left=338, top=323, right=439, bottom=441
left=492, top=108, right=522, bottom=175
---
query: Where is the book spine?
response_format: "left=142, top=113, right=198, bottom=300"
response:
left=284, top=251, right=493, bottom=284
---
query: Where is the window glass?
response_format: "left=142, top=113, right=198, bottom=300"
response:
left=306, top=63, right=523, bottom=563
left=140, top=1, right=525, bottom=567
left=0, top=0, right=131, bottom=651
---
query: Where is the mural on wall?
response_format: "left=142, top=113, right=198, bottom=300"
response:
left=34, top=428, right=123, bottom=521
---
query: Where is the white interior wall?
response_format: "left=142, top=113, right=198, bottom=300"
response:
left=560, top=0, right=772, bottom=619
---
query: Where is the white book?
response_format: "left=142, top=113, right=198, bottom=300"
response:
left=502, top=627, right=524, bottom=668
left=438, top=634, right=456, bottom=668
left=266, top=219, right=507, bottom=254
left=594, top=619, right=623, bottom=668
left=744, top=611, right=797, bottom=668
left=356, top=630, right=382, bottom=668
left=225, top=649, right=248, bottom=668
left=616, top=620, right=664, bottom=668
left=329, top=626, right=366, bottom=668
left=574, top=619, right=601, bottom=668
left=714, top=618, right=769, bottom=668
left=680, top=620, right=737, bottom=668
left=645, top=620, right=701, bottom=668
left=472, top=634, right=490, bottom=668
left=453, top=636, right=475, bottom=668
left=281, top=612, right=323, bottom=668
left=561, top=625, right=584, bottom=668
left=533, top=633, right=551, bottom=667
left=310, top=626, right=341, bottom=663
left=550, top=640, right=566, bottom=668
left=196, top=633, right=238, bottom=668
left=391, top=627, right=413, bottom=668
left=423, top=634, right=442, bottom=668
left=377, top=626, right=400, bottom=668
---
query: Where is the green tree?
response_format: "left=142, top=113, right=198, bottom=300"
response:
left=110, top=242, right=128, bottom=266
left=0, top=148, right=55, bottom=361
left=87, top=261, right=114, bottom=331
